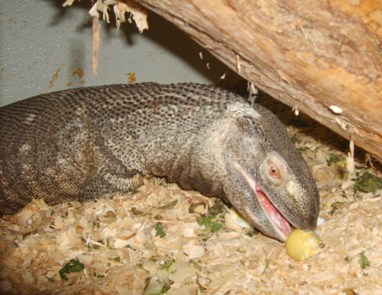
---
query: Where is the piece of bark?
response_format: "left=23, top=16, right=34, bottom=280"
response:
left=138, top=0, right=382, bottom=162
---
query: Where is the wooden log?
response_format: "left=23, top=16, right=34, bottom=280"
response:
left=138, top=0, right=382, bottom=162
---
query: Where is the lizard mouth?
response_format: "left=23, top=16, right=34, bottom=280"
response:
left=233, top=161, right=292, bottom=241
left=254, top=184, right=292, bottom=239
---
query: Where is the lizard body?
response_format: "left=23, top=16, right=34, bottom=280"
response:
left=0, top=83, right=319, bottom=241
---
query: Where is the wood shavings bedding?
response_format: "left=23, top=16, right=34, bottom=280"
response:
left=1, top=101, right=382, bottom=294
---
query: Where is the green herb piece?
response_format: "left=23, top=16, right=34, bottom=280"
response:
left=359, top=251, right=371, bottom=269
left=110, top=256, right=121, bottom=263
left=237, top=247, right=246, bottom=254
left=158, top=200, right=178, bottom=210
left=155, top=222, right=166, bottom=238
left=59, top=259, right=85, bottom=280
left=89, top=244, right=100, bottom=250
left=355, top=172, right=382, bottom=193
left=145, top=243, right=155, bottom=250
left=161, top=284, right=171, bottom=294
left=130, top=187, right=140, bottom=195
left=297, top=146, right=309, bottom=152
left=160, top=259, right=174, bottom=271
left=196, top=199, right=226, bottom=235
left=144, top=278, right=172, bottom=295
left=245, top=228, right=259, bottom=237
left=103, top=211, right=116, bottom=219
left=326, top=154, right=344, bottom=166
left=196, top=216, right=224, bottom=233
left=291, top=135, right=302, bottom=144
left=208, top=199, right=226, bottom=217
left=329, top=201, right=345, bottom=215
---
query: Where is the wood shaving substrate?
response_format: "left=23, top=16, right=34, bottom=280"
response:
left=1, top=115, right=382, bottom=295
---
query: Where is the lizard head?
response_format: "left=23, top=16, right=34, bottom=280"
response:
left=196, top=102, right=320, bottom=242
left=223, top=102, right=320, bottom=241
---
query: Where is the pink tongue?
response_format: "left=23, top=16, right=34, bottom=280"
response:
left=256, top=186, right=291, bottom=236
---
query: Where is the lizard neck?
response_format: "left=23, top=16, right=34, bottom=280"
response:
left=138, top=129, right=199, bottom=178
left=162, top=118, right=234, bottom=200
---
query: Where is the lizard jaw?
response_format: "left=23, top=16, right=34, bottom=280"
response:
left=254, top=184, right=292, bottom=240
left=233, top=161, right=292, bottom=241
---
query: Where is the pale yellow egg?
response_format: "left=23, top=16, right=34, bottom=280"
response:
left=286, top=229, right=321, bottom=261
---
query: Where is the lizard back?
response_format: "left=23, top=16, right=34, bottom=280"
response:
left=0, top=83, right=244, bottom=215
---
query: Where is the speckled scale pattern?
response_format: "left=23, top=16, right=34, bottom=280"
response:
left=0, top=83, right=245, bottom=215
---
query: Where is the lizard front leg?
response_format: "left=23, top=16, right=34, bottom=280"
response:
left=79, top=142, right=145, bottom=201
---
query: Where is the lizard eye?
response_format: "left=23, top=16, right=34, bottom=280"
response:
left=268, top=162, right=281, bottom=179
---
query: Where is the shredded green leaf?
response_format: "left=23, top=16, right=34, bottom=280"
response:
left=144, top=278, right=171, bottom=295
left=291, top=135, right=302, bottom=144
left=208, top=199, right=226, bottom=217
left=297, top=146, right=309, bottom=152
left=161, top=284, right=171, bottom=294
left=160, top=259, right=174, bottom=271
left=196, top=216, right=224, bottom=233
left=355, top=172, right=382, bottom=193
left=59, top=259, right=85, bottom=280
left=329, top=201, right=345, bottom=215
left=359, top=251, right=371, bottom=269
left=158, top=200, right=178, bottom=210
left=326, top=154, right=344, bottom=166
left=103, top=210, right=116, bottom=219
left=130, top=187, right=140, bottom=194
left=110, top=256, right=121, bottom=263
left=246, top=228, right=259, bottom=237
left=155, top=222, right=166, bottom=238
left=196, top=199, right=226, bottom=234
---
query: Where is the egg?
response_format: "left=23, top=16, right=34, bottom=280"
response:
left=286, top=229, right=321, bottom=261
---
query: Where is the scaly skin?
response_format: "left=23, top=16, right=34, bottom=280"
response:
left=0, top=83, right=319, bottom=241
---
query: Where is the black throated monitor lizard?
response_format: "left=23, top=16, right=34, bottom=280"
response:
left=0, top=83, right=319, bottom=241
